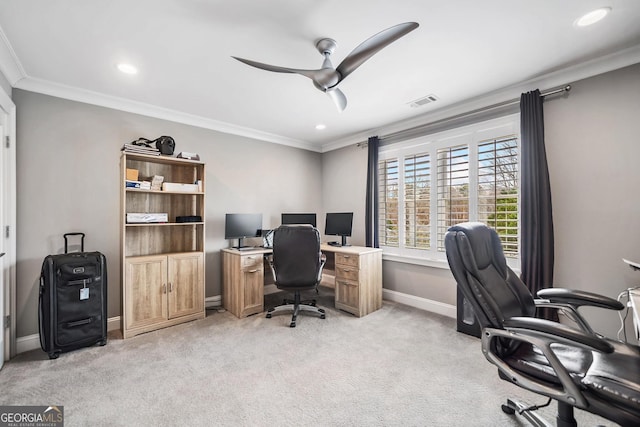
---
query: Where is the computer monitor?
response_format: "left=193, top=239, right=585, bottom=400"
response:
left=281, top=213, right=317, bottom=227
left=224, top=213, right=262, bottom=250
left=325, top=212, right=353, bottom=247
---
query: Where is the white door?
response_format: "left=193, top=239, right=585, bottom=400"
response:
left=0, top=89, right=16, bottom=367
left=0, top=123, right=5, bottom=369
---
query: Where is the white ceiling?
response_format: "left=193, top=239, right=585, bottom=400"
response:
left=1, top=0, right=639, bottom=152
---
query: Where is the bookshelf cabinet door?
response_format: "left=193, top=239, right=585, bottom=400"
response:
left=167, top=252, right=204, bottom=319
left=124, top=256, right=168, bottom=329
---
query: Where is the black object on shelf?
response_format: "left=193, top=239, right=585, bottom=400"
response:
left=176, top=215, right=202, bottom=223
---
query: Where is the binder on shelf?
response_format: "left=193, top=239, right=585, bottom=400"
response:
left=126, top=213, right=168, bottom=223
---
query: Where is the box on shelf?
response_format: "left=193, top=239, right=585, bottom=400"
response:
left=126, top=168, right=139, bottom=181
left=126, top=213, right=169, bottom=223
left=150, top=175, right=164, bottom=191
left=125, top=180, right=151, bottom=190
left=162, top=182, right=199, bottom=192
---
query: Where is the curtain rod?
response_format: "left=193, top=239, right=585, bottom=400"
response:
left=376, top=84, right=572, bottom=145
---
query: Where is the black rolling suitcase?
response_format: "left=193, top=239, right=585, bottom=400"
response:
left=39, top=233, right=107, bottom=359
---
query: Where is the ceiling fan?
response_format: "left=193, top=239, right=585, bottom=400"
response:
left=232, top=22, right=419, bottom=112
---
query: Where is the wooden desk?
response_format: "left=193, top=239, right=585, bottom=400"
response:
left=221, top=244, right=382, bottom=318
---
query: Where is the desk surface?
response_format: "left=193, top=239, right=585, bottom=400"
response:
left=222, top=244, right=382, bottom=255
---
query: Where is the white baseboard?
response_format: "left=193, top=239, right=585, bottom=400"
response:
left=16, top=316, right=122, bottom=355
left=205, top=295, right=222, bottom=308
left=382, top=289, right=456, bottom=319
left=15, top=294, right=454, bottom=354
left=264, top=284, right=279, bottom=295
left=16, top=334, right=40, bottom=355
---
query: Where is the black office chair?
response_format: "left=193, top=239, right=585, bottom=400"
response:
left=444, top=222, right=640, bottom=427
left=266, top=225, right=326, bottom=327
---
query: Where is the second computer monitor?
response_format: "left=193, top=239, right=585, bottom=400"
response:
left=281, top=213, right=317, bottom=227
left=325, top=212, right=353, bottom=247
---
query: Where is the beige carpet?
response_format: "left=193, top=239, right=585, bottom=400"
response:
left=0, top=291, right=611, bottom=426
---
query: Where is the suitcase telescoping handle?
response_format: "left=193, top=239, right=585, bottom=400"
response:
left=64, top=232, right=85, bottom=253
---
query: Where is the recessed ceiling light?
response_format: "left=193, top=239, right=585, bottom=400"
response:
left=315, top=124, right=326, bottom=130
left=575, top=7, right=611, bottom=27
left=117, top=63, right=138, bottom=75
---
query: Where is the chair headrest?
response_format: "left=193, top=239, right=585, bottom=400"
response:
left=448, top=222, right=507, bottom=273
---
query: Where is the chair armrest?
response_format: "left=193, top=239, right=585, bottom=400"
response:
left=482, top=318, right=613, bottom=410
left=537, top=288, right=624, bottom=310
left=265, top=255, right=276, bottom=283
left=503, top=317, right=614, bottom=353
left=317, top=254, right=327, bottom=283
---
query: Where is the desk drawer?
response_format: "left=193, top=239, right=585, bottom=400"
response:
left=335, top=265, right=359, bottom=282
left=241, top=254, right=263, bottom=270
left=335, top=253, right=359, bottom=268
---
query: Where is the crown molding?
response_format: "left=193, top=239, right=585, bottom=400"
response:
left=0, top=21, right=317, bottom=151
left=0, top=25, right=26, bottom=85
left=320, top=43, right=640, bottom=152
left=13, top=77, right=322, bottom=153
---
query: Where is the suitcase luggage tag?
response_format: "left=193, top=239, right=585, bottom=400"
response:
left=80, top=280, right=89, bottom=301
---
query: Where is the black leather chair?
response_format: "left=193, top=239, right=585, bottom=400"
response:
left=444, top=222, right=640, bottom=427
left=266, top=225, right=326, bottom=327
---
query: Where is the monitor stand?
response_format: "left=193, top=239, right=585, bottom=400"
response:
left=328, top=236, right=350, bottom=247
left=233, top=237, right=254, bottom=251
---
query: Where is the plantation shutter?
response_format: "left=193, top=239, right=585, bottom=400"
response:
left=437, top=145, right=469, bottom=251
left=477, top=137, right=519, bottom=257
left=404, top=153, right=430, bottom=249
left=378, top=158, right=399, bottom=247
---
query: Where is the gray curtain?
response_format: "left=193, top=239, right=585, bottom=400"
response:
left=365, top=136, right=380, bottom=248
left=520, top=90, right=557, bottom=321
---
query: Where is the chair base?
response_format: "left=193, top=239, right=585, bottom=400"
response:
left=266, top=291, right=325, bottom=327
left=501, top=398, right=577, bottom=427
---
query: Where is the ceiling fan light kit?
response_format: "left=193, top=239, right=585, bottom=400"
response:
left=232, top=22, right=419, bottom=112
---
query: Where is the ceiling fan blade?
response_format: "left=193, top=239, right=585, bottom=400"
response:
left=327, top=88, right=347, bottom=112
left=335, top=22, right=419, bottom=83
left=232, top=56, right=320, bottom=80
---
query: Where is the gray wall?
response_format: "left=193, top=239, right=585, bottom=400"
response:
left=12, top=63, right=640, bottom=340
left=322, top=63, right=640, bottom=338
left=321, top=144, right=367, bottom=246
left=545, top=63, right=640, bottom=337
left=14, top=89, right=322, bottom=337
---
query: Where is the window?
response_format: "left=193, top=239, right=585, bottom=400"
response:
left=378, top=115, right=520, bottom=264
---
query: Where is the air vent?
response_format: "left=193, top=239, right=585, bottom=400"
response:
left=408, top=94, right=439, bottom=108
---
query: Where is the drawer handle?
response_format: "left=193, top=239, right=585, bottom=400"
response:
left=339, top=281, right=356, bottom=287
left=248, top=269, right=258, bottom=273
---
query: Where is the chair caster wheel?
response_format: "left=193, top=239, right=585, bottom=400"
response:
left=289, top=322, right=296, bottom=328
left=98, top=340, right=107, bottom=346
left=48, top=352, right=59, bottom=360
left=320, top=314, right=326, bottom=319
left=501, top=404, right=516, bottom=415
left=266, top=313, right=272, bottom=318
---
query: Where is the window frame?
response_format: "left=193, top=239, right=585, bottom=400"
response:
left=378, top=114, right=521, bottom=269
